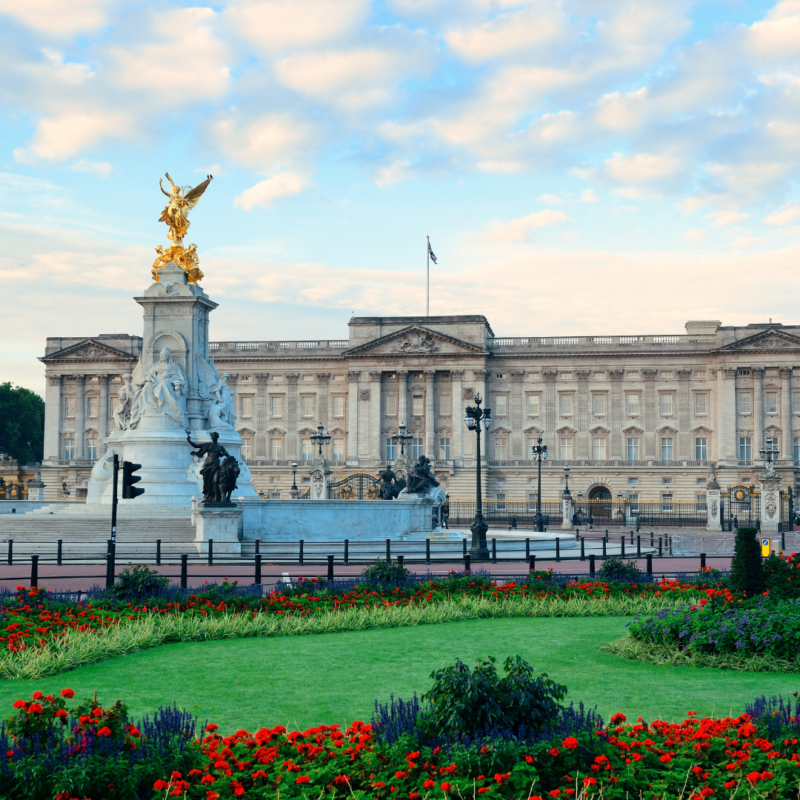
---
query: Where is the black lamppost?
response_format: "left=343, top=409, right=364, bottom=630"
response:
left=531, top=437, right=548, bottom=531
left=563, top=465, right=571, bottom=496
left=291, top=461, right=299, bottom=493
left=760, top=443, right=779, bottom=468
left=61, top=481, right=70, bottom=500
left=464, top=394, right=492, bottom=558
left=310, top=423, right=331, bottom=457
left=392, top=421, right=413, bottom=457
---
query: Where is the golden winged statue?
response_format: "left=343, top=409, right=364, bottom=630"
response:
left=158, top=172, right=213, bottom=245
left=153, top=172, right=212, bottom=285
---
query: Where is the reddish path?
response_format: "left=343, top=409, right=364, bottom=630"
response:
left=0, top=554, right=731, bottom=593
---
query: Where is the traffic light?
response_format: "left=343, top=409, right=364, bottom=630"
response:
left=121, top=461, right=145, bottom=499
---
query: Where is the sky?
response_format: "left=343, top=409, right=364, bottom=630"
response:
left=2, top=0, right=800, bottom=396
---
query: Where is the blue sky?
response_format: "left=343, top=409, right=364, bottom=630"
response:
left=2, top=0, right=800, bottom=395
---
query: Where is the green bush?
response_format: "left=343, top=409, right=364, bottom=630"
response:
left=597, top=557, right=642, bottom=583
left=763, top=552, right=800, bottom=599
left=730, top=526, right=765, bottom=597
left=420, top=655, right=567, bottom=739
left=106, top=564, right=169, bottom=601
left=360, top=558, right=411, bottom=584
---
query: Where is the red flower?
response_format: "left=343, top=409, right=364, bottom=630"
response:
left=562, top=737, right=579, bottom=750
left=583, top=777, right=597, bottom=787
left=611, top=713, right=626, bottom=724
left=549, top=791, right=561, bottom=798
left=97, top=727, right=112, bottom=737
left=153, top=780, right=169, bottom=790
left=206, top=723, right=219, bottom=732
left=660, top=754, right=671, bottom=764
left=12, top=700, right=26, bottom=710
left=440, top=782, right=453, bottom=793
left=27, top=703, right=43, bottom=715
left=724, top=781, right=735, bottom=789
left=548, top=748, right=560, bottom=757
left=201, top=776, right=216, bottom=785
left=61, top=689, right=75, bottom=699
left=32, top=691, right=44, bottom=700
left=424, top=780, right=435, bottom=789
left=747, top=771, right=761, bottom=784
left=296, top=776, right=311, bottom=785
left=494, top=773, right=511, bottom=785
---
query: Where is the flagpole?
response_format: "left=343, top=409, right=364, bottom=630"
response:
left=426, top=235, right=430, bottom=316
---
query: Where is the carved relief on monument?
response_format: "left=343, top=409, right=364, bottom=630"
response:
left=393, top=330, right=439, bottom=354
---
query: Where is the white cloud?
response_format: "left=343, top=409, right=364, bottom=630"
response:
left=375, top=160, right=415, bottom=187
left=731, top=236, right=768, bottom=248
left=0, top=0, right=109, bottom=36
left=764, top=204, right=800, bottom=226
left=482, top=209, right=569, bottom=242
left=71, top=159, right=112, bottom=178
left=580, top=189, right=599, bottom=203
left=682, top=228, right=705, bottom=242
left=225, top=0, right=368, bottom=52
left=705, top=210, right=750, bottom=227
left=748, top=0, right=800, bottom=61
left=234, top=172, right=308, bottom=210
left=210, top=114, right=312, bottom=171
left=538, top=194, right=565, bottom=204
left=603, top=151, right=682, bottom=185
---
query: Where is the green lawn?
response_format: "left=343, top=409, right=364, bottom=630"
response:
left=0, top=617, right=794, bottom=733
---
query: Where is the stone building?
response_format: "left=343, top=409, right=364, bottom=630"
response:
left=36, top=315, right=800, bottom=505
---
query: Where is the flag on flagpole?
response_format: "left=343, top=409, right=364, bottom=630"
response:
left=427, top=239, right=438, bottom=263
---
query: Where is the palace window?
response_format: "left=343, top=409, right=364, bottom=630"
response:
left=386, top=394, right=398, bottom=416
left=240, top=436, right=252, bottom=460
left=794, top=437, right=800, bottom=461
left=63, top=438, right=75, bottom=460
left=239, top=395, right=253, bottom=418
left=766, top=391, right=778, bottom=414
left=526, top=437, right=539, bottom=458
left=438, top=438, right=451, bottom=460
left=559, top=394, right=573, bottom=416
left=626, top=437, right=640, bottom=461
left=496, top=493, right=506, bottom=511
left=660, top=437, right=673, bottom=461
left=560, top=437, right=573, bottom=460
left=696, top=493, right=707, bottom=510
left=627, top=493, right=639, bottom=513
left=85, top=439, right=97, bottom=460
left=739, top=437, right=751, bottom=460
left=659, top=394, right=673, bottom=415
left=332, top=395, right=345, bottom=417
left=495, top=395, right=508, bottom=416
left=662, top=478, right=672, bottom=484
left=270, top=491, right=281, bottom=499
left=694, top=393, right=707, bottom=415
left=695, top=437, right=708, bottom=460
left=301, top=396, right=314, bottom=418
left=86, top=397, right=97, bottom=418
left=412, top=438, right=423, bottom=459
left=592, top=438, right=606, bottom=460
left=270, top=396, right=283, bottom=418
left=333, top=438, right=344, bottom=461
left=412, top=395, right=423, bottom=416
left=527, top=395, right=541, bottom=416
left=301, top=438, right=313, bottom=461
left=270, top=438, right=283, bottom=460
left=385, top=438, right=397, bottom=460
left=629, top=477, right=638, bottom=484
left=592, top=393, right=606, bottom=416
left=793, top=392, right=800, bottom=414
left=738, top=392, right=751, bottom=414
left=661, top=493, right=673, bottom=513
left=63, top=397, right=75, bottom=417
left=495, top=437, right=507, bottom=460
left=625, top=394, right=640, bottom=415
left=439, top=394, right=451, bottom=416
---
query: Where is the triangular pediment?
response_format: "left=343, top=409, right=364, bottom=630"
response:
left=342, top=325, right=488, bottom=358
left=40, top=339, right=135, bottom=363
left=719, top=328, right=800, bottom=352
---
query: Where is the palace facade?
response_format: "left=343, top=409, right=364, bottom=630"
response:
left=35, top=315, right=800, bottom=504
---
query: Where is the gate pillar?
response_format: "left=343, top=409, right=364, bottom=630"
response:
left=706, top=464, right=722, bottom=532
left=309, top=457, right=331, bottom=500
left=760, top=474, right=781, bottom=534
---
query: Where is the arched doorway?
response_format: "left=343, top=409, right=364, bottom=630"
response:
left=588, top=486, right=612, bottom=523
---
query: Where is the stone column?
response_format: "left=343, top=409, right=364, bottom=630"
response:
left=722, top=367, right=737, bottom=464
left=781, top=367, right=793, bottom=462
left=98, top=375, right=109, bottom=453
left=543, top=370, right=557, bottom=454
left=576, top=371, right=591, bottom=459
left=44, top=375, right=62, bottom=461
left=643, top=369, right=657, bottom=459
left=309, top=457, right=331, bottom=500
left=424, top=371, right=435, bottom=459
left=74, top=375, right=86, bottom=461
left=705, top=468, right=722, bottom=531
left=398, top=370, right=408, bottom=425
left=286, top=373, right=299, bottom=460
left=760, top=473, right=781, bottom=534
left=561, top=490, right=573, bottom=530
left=753, top=367, right=765, bottom=455
left=677, top=369, right=691, bottom=459
left=609, top=370, right=624, bottom=459
left=317, top=373, right=331, bottom=429
left=346, top=371, right=360, bottom=463
left=510, top=371, right=525, bottom=458
left=451, top=370, right=464, bottom=463
left=255, top=374, right=268, bottom=458
left=370, top=371, right=382, bottom=462
left=473, top=370, right=487, bottom=410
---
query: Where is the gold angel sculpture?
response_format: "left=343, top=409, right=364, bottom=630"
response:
left=153, top=172, right=212, bottom=285
left=159, top=172, right=213, bottom=244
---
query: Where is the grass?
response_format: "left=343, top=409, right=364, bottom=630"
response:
left=0, top=617, right=796, bottom=735
left=602, top=635, right=800, bottom=672
left=0, top=593, right=682, bottom=680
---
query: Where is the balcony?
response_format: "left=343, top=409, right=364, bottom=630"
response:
left=489, top=334, right=715, bottom=351
left=210, top=340, right=349, bottom=354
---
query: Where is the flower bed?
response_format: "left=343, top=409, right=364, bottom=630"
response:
left=0, top=573, right=725, bottom=656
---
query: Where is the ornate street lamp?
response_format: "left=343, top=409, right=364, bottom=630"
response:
left=760, top=442, right=779, bottom=468
left=464, top=393, right=492, bottom=559
left=291, top=461, right=299, bottom=493
left=531, top=437, right=548, bottom=531
left=392, top=421, right=413, bottom=457
left=563, top=465, right=571, bottom=496
left=310, top=423, right=331, bottom=457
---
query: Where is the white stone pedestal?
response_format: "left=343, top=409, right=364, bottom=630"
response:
left=760, top=476, right=781, bottom=534
left=309, top=457, right=331, bottom=500
left=561, top=493, right=573, bottom=530
left=706, top=488, right=722, bottom=531
left=194, top=504, right=242, bottom=555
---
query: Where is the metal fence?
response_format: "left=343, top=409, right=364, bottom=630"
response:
left=672, top=529, right=800, bottom=556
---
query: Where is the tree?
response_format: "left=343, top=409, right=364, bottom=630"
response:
left=729, top=526, right=765, bottom=598
left=0, top=383, right=45, bottom=464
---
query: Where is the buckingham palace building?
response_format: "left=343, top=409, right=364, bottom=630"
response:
left=35, top=314, right=800, bottom=505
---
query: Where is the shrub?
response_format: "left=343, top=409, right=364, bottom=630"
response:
left=360, top=558, right=411, bottom=585
left=106, top=564, right=169, bottom=602
left=597, top=557, right=642, bottom=583
left=763, top=552, right=800, bottom=599
left=730, top=526, right=765, bottom=597
left=421, top=655, right=567, bottom=740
